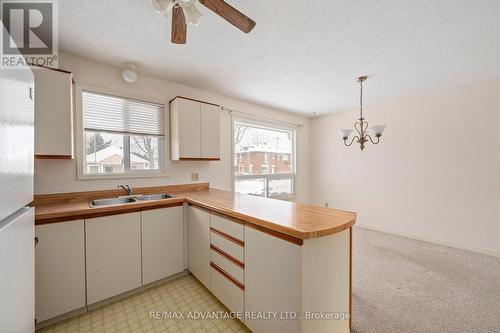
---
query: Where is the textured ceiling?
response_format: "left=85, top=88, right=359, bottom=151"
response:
left=59, top=0, right=500, bottom=116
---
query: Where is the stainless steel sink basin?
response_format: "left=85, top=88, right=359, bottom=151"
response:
left=90, top=197, right=137, bottom=207
left=89, top=194, right=175, bottom=207
left=134, top=194, right=175, bottom=201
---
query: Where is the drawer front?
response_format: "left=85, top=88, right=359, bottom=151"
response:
left=210, top=266, right=244, bottom=315
left=210, top=248, right=244, bottom=284
left=210, top=230, right=244, bottom=262
left=210, top=214, right=244, bottom=241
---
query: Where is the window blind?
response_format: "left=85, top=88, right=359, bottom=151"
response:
left=83, top=91, right=165, bottom=136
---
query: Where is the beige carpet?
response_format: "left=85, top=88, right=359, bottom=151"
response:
left=352, top=227, right=500, bottom=333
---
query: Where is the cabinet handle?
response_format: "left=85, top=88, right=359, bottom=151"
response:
left=34, top=237, right=38, bottom=246
left=29, top=87, right=34, bottom=100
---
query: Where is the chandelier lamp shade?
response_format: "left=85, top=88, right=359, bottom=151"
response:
left=339, top=76, right=386, bottom=151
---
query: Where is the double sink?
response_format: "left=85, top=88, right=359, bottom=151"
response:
left=90, top=193, right=175, bottom=208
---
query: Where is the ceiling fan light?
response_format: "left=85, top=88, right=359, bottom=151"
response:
left=152, top=0, right=174, bottom=15
left=182, top=3, right=203, bottom=25
left=339, top=129, right=353, bottom=140
left=369, top=125, right=386, bottom=136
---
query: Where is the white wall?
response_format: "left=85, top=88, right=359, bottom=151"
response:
left=310, top=77, right=500, bottom=256
left=34, top=53, right=310, bottom=203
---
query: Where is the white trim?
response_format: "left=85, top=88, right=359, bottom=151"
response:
left=223, top=107, right=303, bottom=129
left=230, top=113, right=236, bottom=193
left=75, top=82, right=165, bottom=105
left=356, top=224, right=500, bottom=258
left=74, top=82, right=169, bottom=180
left=233, top=113, right=299, bottom=131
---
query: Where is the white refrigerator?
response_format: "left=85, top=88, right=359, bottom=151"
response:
left=0, top=25, right=36, bottom=333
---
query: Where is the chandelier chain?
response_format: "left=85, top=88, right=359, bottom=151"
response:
left=360, top=78, right=363, bottom=119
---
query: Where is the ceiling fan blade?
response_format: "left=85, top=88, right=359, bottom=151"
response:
left=199, top=0, right=256, bottom=33
left=171, top=5, right=187, bottom=44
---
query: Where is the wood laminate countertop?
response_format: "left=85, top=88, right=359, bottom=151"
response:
left=33, top=183, right=356, bottom=241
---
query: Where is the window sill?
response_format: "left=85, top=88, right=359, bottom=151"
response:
left=269, top=195, right=297, bottom=202
left=78, top=172, right=169, bottom=181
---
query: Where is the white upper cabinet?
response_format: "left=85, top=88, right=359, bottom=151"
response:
left=33, top=67, right=74, bottom=159
left=170, top=97, right=220, bottom=161
left=171, top=97, right=201, bottom=159
left=200, top=103, right=220, bottom=159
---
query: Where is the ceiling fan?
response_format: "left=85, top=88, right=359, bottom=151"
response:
left=152, top=0, right=256, bottom=44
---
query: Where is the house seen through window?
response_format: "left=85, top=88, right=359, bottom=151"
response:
left=82, top=91, right=165, bottom=176
left=233, top=119, right=295, bottom=198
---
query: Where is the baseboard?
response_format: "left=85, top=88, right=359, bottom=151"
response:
left=36, top=270, right=189, bottom=330
left=356, top=224, right=500, bottom=258
left=88, top=270, right=189, bottom=311
left=36, top=307, right=87, bottom=330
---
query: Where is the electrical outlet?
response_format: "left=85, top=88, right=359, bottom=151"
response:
left=191, top=172, right=199, bottom=181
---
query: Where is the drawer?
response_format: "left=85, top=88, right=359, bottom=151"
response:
left=211, top=265, right=244, bottom=315
left=211, top=248, right=244, bottom=284
left=210, top=229, right=244, bottom=263
left=210, top=213, right=244, bottom=242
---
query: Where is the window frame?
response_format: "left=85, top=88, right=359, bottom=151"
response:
left=75, top=83, right=168, bottom=180
left=231, top=116, right=297, bottom=200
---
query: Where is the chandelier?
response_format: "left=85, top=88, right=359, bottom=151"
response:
left=339, top=76, right=386, bottom=151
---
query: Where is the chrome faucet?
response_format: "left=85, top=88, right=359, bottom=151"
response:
left=117, top=184, right=133, bottom=196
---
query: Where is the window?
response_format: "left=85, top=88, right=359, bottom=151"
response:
left=233, top=119, right=295, bottom=198
left=81, top=91, right=165, bottom=177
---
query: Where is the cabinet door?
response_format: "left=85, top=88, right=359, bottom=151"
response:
left=245, top=226, right=301, bottom=333
left=33, top=67, right=73, bottom=158
left=187, top=205, right=210, bottom=288
left=176, top=98, right=201, bottom=159
left=142, top=206, right=184, bottom=285
left=85, top=213, right=141, bottom=305
left=200, top=103, right=220, bottom=159
left=35, top=220, right=86, bottom=322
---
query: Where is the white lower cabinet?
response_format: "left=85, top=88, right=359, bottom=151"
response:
left=35, top=220, right=86, bottom=323
left=210, top=230, right=244, bottom=262
left=210, top=266, right=244, bottom=314
left=187, top=205, right=211, bottom=288
left=85, top=213, right=142, bottom=305
left=210, top=249, right=244, bottom=285
left=35, top=202, right=350, bottom=332
left=208, top=213, right=245, bottom=317
left=142, top=206, right=184, bottom=285
left=244, top=226, right=302, bottom=333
